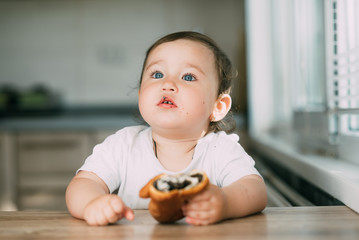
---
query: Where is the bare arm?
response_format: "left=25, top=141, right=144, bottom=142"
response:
left=66, top=171, right=109, bottom=219
left=65, top=171, right=134, bottom=225
left=222, top=174, right=267, bottom=219
left=182, top=174, right=267, bottom=225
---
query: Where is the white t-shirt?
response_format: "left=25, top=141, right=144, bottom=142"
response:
left=78, top=125, right=260, bottom=209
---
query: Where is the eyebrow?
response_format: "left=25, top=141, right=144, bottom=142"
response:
left=144, top=60, right=163, bottom=72
left=145, top=60, right=206, bottom=76
left=185, top=63, right=206, bottom=76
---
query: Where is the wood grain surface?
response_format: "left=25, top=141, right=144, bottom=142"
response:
left=0, top=206, right=358, bottom=240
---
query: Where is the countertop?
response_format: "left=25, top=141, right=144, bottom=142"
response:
left=0, top=106, right=141, bottom=131
left=1, top=206, right=358, bottom=239
left=0, top=106, right=245, bottom=132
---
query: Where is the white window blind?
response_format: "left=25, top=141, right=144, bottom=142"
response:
left=327, top=0, right=359, bottom=138
left=247, top=0, right=359, bottom=164
left=325, top=0, right=359, bottom=165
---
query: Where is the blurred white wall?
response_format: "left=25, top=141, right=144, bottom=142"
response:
left=0, top=0, right=245, bottom=107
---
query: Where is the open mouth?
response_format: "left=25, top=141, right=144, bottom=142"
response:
left=157, top=96, right=177, bottom=108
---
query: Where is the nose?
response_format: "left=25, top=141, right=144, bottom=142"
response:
left=161, top=78, right=178, bottom=92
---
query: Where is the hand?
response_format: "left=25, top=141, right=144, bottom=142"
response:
left=83, top=194, right=134, bottom=226
left=181, top=184, right=227, bottom=226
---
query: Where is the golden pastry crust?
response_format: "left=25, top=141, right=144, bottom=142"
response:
left=139, top=171, right=209, bottom=223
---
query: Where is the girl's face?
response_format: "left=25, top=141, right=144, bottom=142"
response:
left=138, top=39, right=219, bottom=138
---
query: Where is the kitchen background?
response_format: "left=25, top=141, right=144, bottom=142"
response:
left=0, top=0, right=247, bottom=110
left=2, top=0, right=358, bottom=214
left=0, top=0, right=248, bottom=211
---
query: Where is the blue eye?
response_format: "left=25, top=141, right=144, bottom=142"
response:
left=183, top=74, right=196, bottom=81
left=152, top=72, right=164, bottom=79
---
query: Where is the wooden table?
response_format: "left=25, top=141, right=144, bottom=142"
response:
left=0, top=206, right=358, bottom=240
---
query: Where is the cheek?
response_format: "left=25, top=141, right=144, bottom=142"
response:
left=138, top=87, right=152, bottom=116
left=187, top=94, right=214, bottom=118
left=138, top=83, right=153, bottom=102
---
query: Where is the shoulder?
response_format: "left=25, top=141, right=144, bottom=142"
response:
left=106, top=125, right=150, bottom=142
left=93, top=125, right=150, bottom=152
left=199, top=131, right=260, bottom=186
left=201, top=131, right=240, bottom=148
left=114, top=125, right=149, bottom=136
left=196, top=131, right=247, bottom=164
left=199, top=130, right=250, bottom=164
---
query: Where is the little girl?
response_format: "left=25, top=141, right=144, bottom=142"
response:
left=66, top=31, right=267, bottom=226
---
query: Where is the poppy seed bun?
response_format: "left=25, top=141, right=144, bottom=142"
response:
left=139, top=170, right=209, bottom=223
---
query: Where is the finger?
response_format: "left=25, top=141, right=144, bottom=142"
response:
left=186, top=216, right=211, bottom=226
left=124, top=207, right=135, bottom=221
left=109, top=196, right=125, bottom=214
left=185, top=208, right=211, bottom=220
left=84, top=211, right=97, bottom=226
left=103, top=204, right=121, bottom=223
left=84, top=207, right=106, bottom=226
left=109, top=196, right=134, bottom=221
left=188, top=191, right=211, bottom=203
left=183, top=200, right=211, bottom=212
left=94, top=211, right=109, bottom=226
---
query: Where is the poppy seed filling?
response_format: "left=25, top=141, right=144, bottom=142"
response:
left=154, top=173, right=203, bottom=192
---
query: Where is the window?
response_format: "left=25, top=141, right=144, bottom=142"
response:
left=246, top=0, right=359, bottom=165
left=293, top=0, right=359, bottom=164
left=245, top=0, right=359, bottom=214
left=327, top=0, right=359, bottom=164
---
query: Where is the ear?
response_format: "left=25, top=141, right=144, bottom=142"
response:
left=210, top=94, right=232, bottom=122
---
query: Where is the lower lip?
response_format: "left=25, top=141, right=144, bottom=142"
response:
left=157, top=103, right=177, bottom=109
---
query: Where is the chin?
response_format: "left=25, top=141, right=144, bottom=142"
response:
left=152, top=122, right=183, bottom=131
left=144, top=115, right=182, bottom=128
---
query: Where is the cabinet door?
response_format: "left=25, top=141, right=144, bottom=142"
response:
left=17, top=131, right=92, bottom=210
left=18, top=131, right=91, bottom=173
left=0, top=132, right=17, bottom=211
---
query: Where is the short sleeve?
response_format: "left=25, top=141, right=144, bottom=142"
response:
left=211, top=132, right=261, bottom=187
left=76, top=126, right=147, bottom=193
left=77, top=132, right=123, bottom=193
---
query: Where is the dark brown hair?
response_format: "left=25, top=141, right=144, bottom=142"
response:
left=140, top=31, right=236, bottom=133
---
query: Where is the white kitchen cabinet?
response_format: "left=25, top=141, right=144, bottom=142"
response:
left=18, top=132, right=92, bottom=173
left=0, top=111, right=138, bottom=211
left=0, top=133, right=17, bottom=211
left=16, top=131, right=94, bottom=210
